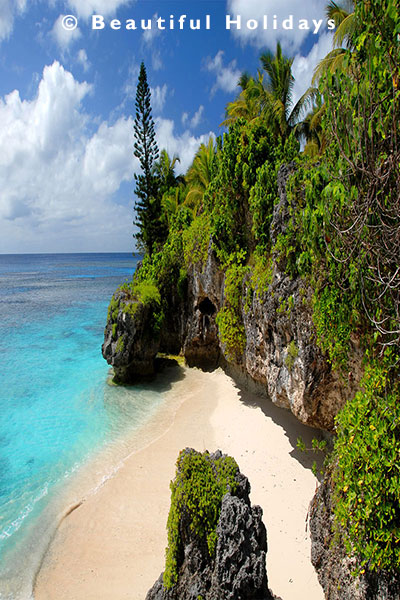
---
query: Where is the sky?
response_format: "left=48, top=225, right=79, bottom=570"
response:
left=0, top=0, right=335, bottom=254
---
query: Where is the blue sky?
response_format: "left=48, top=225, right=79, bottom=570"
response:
left=0, top=0, right=334, bottom=253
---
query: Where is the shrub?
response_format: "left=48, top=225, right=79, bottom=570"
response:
left=285, top=340, right=299, bottom=371
left=249, top=251, right=273, bottom=300
left=182, top=214, right=211, bottom=268
left=216, top=256, right=248, bottom=361
left=333, top=353, right=400, bottom=573
left=134, top=280, right=161, bottom=307
left=312, top=285, right=355, bottom=372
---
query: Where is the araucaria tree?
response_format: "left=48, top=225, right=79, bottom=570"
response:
left=133, top=62, right=163, bottom=255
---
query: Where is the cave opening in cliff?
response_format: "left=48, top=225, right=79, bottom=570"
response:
left=198, top=297, right=216, bottom=316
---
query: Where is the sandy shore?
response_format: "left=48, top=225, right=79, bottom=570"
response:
left=34, top=366, right=324, bottom=600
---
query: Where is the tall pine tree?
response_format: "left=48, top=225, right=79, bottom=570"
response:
left=133, top=62, right=163, bottom=255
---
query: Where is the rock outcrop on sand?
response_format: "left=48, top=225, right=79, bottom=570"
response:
left=102, top=164, right=362, bottom=430
left=102, top=288, right=160, bottom=382
left=146, top=449, right=277, bottom=600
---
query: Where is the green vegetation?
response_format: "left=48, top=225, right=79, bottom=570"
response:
left=216, top=257, right=248, bottom=361
left=107, top=278, right=163, bottom=334
left=107, top=294, right=120, bottom=322
left=121, top=0, right=400, bottom=577
left=133, top=280, right=161, bottom=307
left=297, top=436, right=328, bottom=477
left=248, top=252, right=273, bottom=301
left=164, top=450, right=239, bottom=589
left=182, top=214, right=211, bottom=268
left=115, top=336, right=125, bottom=353
left=333, top=356, right=400, bottom=572
left=285, top=340, right=299, bottom=371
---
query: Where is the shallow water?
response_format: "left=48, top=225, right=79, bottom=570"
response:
left=0, top=253, right=169, bottom=599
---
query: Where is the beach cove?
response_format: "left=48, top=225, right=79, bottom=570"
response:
left=34, top=366, right=324, bottom=600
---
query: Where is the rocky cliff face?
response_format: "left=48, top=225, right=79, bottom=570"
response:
left=309, top=473, right=400, bottom=600
left=102, top=288, right=160, bottom=382
left=146, top=449, right=278, bottom=600
left=102, top=164, right=362, bottom=430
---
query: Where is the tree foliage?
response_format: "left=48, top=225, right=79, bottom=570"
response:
left=322, top=0, right=400, bottom=353
left=133, top=62, right=163, bottom=254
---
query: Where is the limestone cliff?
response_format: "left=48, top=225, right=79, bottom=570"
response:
left=102, top=164, right=362, bottom=429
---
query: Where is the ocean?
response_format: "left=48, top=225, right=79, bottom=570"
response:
left=0, top=253, right=167, bottom=599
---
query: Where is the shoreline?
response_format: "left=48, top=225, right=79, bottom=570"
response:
left=34, top=367, right=324, bottom=600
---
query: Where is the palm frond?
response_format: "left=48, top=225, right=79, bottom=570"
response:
left=312, top=48, right=346, bottom=84
left=333, top=12, right=356, bottom=49
left=326, top=0, right=352, bottom=25
left=288, top=86, right=320, bottom=127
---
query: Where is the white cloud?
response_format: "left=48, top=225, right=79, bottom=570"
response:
left=65, top=0, right=134, bottom=20
left=0, top=61, right=214, bottom=252
left=226, top=0, right=328, bottom=52
left=0, top=61, right=137, bottom=252
left=0, top=0, right=135, bottom=44
left=150, top=84, right=167, bottom=114
left=0, top=0, right=26, bottom=42
left=190, top=105, right=204, bottom=129
left=180, top=106, right=204, bottom=129
left=156, top=118, right=214, bottom=174
left=151, top=49, right=163, bottom=71
left=52, top=14, right=82, bottom=50
left=83, top=117, right=135, bottom=196
left=291, top=32, right=333, bottom=107
left=77, top=48, right=91, bottom=72
left=142, top=13, right=161, bottom=44
left=205, top=50, right=241, bottom=95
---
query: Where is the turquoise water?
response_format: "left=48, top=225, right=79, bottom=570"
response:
left=0, top=253, right=166, bottom=599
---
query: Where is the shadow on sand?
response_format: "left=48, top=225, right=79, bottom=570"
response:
left=233, top=380, right=330, bottom=482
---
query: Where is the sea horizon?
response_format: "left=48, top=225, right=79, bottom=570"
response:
left=0, top=251, right=138, bottom=256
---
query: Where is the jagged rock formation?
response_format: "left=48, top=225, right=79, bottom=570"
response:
left=102, top=288, right=160, bottom=382
left=102, top=164, right=362, bottom=428
left=146, top=449, right=277, bottom=600
left=309, top=473, right=400, bottom=600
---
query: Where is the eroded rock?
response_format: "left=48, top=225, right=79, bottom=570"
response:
left=146, top=449, right=277, bottom=600
left=102, top=289, right=160, bottom=382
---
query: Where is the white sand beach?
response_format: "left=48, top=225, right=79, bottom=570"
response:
left=34, top=366, right=324, bottom=600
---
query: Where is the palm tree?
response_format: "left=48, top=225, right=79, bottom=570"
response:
left=153, top=149, right=184, bottom=194
left=152, top=149, right=186, bottom=233
left=223, top=42, right=312, bottom=140
left=185, top=137, right=215, bottom=213
left=291, top=1, right=355, bottom=157
left=221, top=71, right=269, bottom=127
left=328, top=0, right=355, bottom=48
left=259, top=42, right=298, bottom=136
left=313, top=1, right=355, bottom=83
left=294, top=90, right=326, bottom=157
left=161, top=184, right=187, bottom=227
